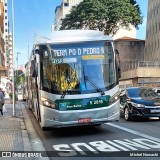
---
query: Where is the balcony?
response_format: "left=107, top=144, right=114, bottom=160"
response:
left=0, top=15, right=4, bottom=26
left=0, top=37, right=5, bottom=52
left=0, top=1, right=4, bottom=11
left=119, top=61, right=160, bottom=87
left=120, top=61, right=160, bottom=72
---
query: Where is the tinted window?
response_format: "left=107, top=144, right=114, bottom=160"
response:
left=157, top=90, right=160, bottom=93
left=127, top=88, right=140, bottom=98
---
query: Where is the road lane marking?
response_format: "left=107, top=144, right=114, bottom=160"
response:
left=106, top=123, right=160, bottom=143
left=52, top=123, right=160, bottom=156
left=53, top=138, right=160, bottom=156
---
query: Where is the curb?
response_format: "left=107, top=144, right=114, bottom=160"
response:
left=18, top=102, right=49, bottom=160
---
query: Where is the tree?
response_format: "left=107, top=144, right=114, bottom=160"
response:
left=60, top=0, right=143, bottom=36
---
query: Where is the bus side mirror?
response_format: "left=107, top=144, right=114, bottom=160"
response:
left=115, top=49, right=121, bottom=79
left=34, top=49, right=39, bottom=55
left=30, top=60, right=37, bottom=77
left=118, top=65, right=121, bottom=79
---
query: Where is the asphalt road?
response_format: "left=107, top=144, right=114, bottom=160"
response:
left=27, top=106, right=160, bottom=160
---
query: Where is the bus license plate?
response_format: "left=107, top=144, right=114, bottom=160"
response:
left=78, top=118, right=91, bottom=123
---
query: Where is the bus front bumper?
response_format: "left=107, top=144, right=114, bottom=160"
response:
left=41, top=101, right=120, bottom=128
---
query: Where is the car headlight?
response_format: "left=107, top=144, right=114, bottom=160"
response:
left=109, top=92, right=120, bottom=105
left=41, top=97, right=57, bottom=109
left=131, top=102, right=145, bottom=108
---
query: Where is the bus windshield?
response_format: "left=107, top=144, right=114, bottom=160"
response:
left=41, top=41, right=117, bottom=94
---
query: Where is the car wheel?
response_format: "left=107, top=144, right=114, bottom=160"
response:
left=124, top=107, right=131, bottom=121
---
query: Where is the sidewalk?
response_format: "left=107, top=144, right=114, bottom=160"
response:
left=0, top=94, right=49, bottom=160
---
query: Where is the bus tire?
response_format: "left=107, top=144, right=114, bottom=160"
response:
left=93, top=124, right=101, bottom=126
left=42, top=127, right=49, bottom=131
left=42, top=127, right=46, bottom=131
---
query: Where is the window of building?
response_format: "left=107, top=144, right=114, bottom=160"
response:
left=5, top=10, right=7, bottom=13
left=5, top=3, right=7, bottom=6
left=130, top=42, right=134, bottom=45
left=5, top=29, right=8, bottom=32
left=5, top=16, right=7, bottom=19
left=5, top=23, right=7, bottom=26
left=64, top=2, right=69, bottom=7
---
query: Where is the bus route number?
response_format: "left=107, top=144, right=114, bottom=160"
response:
left=90, top=100, right=103, bottom=105
left=53, top=59, right=63, bottom=64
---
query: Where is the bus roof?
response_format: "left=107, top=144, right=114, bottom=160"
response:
left=34, top=30, right=113, bottom=45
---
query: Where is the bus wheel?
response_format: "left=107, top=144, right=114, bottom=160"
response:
left=93, top=124, right=101, bottom=126
left=42, top=127, right=46, bottom=131
left=124, top=107, right=131, bottom=121
left=42, top=127, right=49, bottom=131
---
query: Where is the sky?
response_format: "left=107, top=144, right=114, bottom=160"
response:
left=7, top=0, right=148, bottom=67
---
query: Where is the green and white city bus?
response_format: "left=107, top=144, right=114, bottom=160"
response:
left=25, top=30, right=120, bottom=129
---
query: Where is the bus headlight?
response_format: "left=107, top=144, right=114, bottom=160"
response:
left=41, top=97, right=57, bottom=109
left=109, top=92, right=120, bottom=105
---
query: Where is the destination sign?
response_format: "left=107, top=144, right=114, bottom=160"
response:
left=52, top=58, right=77, bottom=64
left=51, top=46, right=104, bottom=58
left=51, top=42, right=104, bottom=59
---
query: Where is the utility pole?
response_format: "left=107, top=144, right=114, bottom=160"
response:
left=11, top=0, right=15, bottom=116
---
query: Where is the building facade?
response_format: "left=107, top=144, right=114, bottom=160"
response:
left=114, top=36, right=145, bottom=72
left=0, top=0, right=13, bottom=84
left=53, top=0, right=136, bottom=39
left=0, top=0, right=6, bottom=76
left=54, top=0, right=83, bottom=31
left=8, top=32, right=13, bottom=79
left=145, top=0, right=160, bottom=61
left=4, top=0, right=9, bottom=68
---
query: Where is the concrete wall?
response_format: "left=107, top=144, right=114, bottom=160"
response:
left=121, top=67, right=160, bottom=80
left=145, top=0, right=160, bottom=61
left=114, top=40, right=145, bottom=70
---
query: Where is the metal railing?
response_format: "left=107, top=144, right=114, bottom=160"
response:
left=120, top=61, right=160, bottom=72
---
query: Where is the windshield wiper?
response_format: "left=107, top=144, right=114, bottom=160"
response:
left=82, top=66, right=105, bottom=95
left=84, top=76, right=105, bottom=95
left=61, top=78, right=72, bottom=99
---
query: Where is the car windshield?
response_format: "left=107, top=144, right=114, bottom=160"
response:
left=127, top=87, right=159, bottom=98
left=139, top=88, right=159, bottom=98
left=127, top=88, right=140, bottom=98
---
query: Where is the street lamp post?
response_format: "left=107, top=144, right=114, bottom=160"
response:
left=12, top=0, right=16, bottom=117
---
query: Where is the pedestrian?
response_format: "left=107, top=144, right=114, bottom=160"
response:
left=0, top=88, right=5, bottom=115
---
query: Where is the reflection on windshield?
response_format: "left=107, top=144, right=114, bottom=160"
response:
left=40, top=41, right=117, bottom=94
left=43, top=61, right=80, bottom=91
left=127, top=88, right=159, bottom=98
left=139, top=88, right=159, bottom=98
